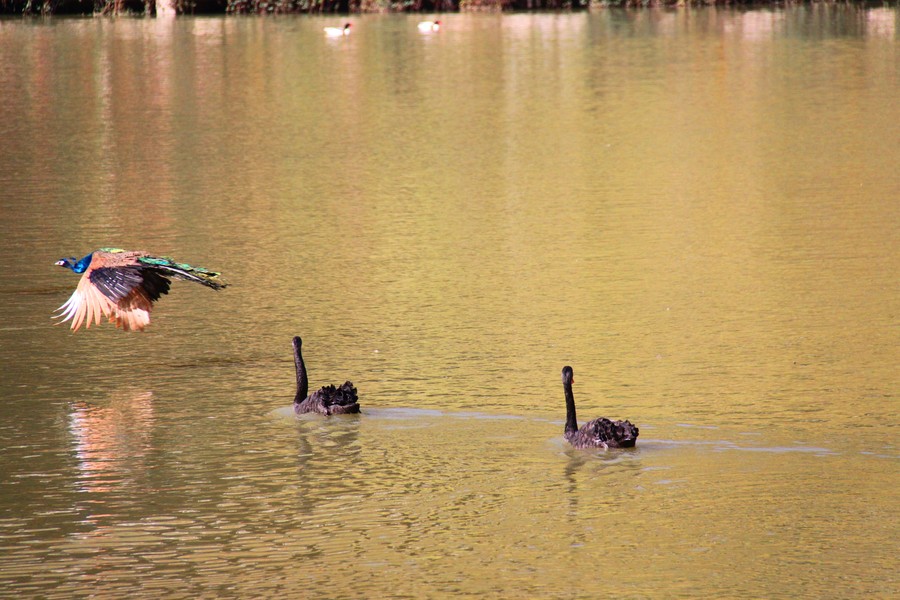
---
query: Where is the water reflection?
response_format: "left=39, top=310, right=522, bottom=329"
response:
left=292, top=416, right=363, bottom=516
left=68, top=390, right=156, bottom=495
left=865, top=8, right=896, bottom=37
left=562, top=447, right=644, bottom=547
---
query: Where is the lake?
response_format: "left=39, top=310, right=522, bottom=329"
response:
left=0, top=7, right=897, bottom=598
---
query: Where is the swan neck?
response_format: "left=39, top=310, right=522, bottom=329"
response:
left=294, top=343, right=308, bottom=402
left=564, top=381, right=578, bottom=434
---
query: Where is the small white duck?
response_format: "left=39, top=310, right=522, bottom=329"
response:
left=417, top=20, right=441, bottom=33
left=324, top=23, right=352, bottom=37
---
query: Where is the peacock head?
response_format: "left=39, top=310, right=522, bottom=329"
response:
left=55, top=257, right=77, bottom=270
left=55, top=253, right=93, bottom=274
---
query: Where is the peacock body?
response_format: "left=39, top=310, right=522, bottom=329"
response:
left=54, top=248, right=226, bottom=332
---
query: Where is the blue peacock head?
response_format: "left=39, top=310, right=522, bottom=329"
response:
left=55, top=257, right=77, bottom=270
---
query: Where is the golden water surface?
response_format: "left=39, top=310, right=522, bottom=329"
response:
left=0, top=8, right=897, bottom=598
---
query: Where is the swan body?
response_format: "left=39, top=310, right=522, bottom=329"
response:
left=562, top=366, right=638, bottom=449
left=293, top=336, right=360, bottom=415
left=418, top=20, right=441, bottom=32
left=324, top=23, right=352, bottom=37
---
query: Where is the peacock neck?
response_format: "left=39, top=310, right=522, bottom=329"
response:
left=564, top=381, right=578, bottom=435
left=293, top=339, right=309, bottom=403
left=72, top=253, right=93, bottom=274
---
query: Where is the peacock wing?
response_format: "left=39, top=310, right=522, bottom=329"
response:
left=89, top=267, right=171, bottom=303
left=108, top=286, right=154, bottom=331
left=53, top=273, right=117, bottom=332
left=89, top=266, right=146, bottom=302
left=86, top=251, right=175, bottom=331
left=89, top=267, right=174, bottom=331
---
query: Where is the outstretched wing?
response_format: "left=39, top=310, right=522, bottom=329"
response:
left=53, top=274, right=117, bottom=332
left=88, top=265, right=174, bottom=332
left=89, top=267, right=171, bottom=304
left=55, top=258, right=174, bottom=332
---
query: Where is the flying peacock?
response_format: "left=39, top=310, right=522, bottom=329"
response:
left=54, top=248, right=227, bottom=332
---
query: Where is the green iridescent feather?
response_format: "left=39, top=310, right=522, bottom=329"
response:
left=136, top=256, right=225, bottom=288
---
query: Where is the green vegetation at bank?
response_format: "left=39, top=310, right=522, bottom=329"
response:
left=2, top=0, right=893, bottom=15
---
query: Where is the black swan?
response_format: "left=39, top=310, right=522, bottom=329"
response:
left=292, top=336, right=360, bottom=415
left=562, top=366, right=638, bottom=449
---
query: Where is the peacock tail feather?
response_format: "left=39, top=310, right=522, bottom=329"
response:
left=135, top=254, right=227, bottom=290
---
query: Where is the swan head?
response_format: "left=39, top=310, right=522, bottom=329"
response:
left=562, top=365, right=574, bottom=385
left=293, top=336, right=303, bottom=352
left=343, top=23, right=352, bottom=30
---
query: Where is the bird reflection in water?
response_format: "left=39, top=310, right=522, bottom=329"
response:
left=293, top=417, right=365, bottom=516
left=562, top=447, right=643, bottom=548
left=68, top=390, right=156, bottom=495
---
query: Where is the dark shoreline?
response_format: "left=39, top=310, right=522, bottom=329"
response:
left=1, top=0, right=895, bottom=16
